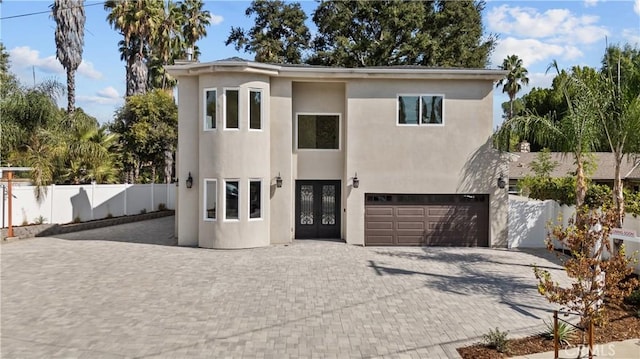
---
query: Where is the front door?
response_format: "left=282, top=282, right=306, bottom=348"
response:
left=295, top=180, right=341, bottom=239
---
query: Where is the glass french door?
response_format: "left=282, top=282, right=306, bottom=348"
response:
left=295, top=180, right=341, bottom=239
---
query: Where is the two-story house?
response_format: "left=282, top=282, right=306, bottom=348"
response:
left=167, top=59, right=508, bottom=249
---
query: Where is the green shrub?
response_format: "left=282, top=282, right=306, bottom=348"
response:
left=139, top=208, right=147, bottom=215
left=33, top=216, right=47, bottom=225
left=106, top=213, right=113, bottom=219
left=543, top=319, right=577, bottom=347
left=158, top=203, right=167, bottom=211
left=625, top=288, right=640, bottom=306
left=73, top=216, right=81, bottom=223
left=482, top=327, right=509, bottom=353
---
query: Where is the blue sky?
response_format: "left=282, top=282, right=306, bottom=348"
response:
left=1, top=0, right=639, bottom=126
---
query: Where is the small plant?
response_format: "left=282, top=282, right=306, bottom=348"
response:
left=21, top=219, right=28, bottom=226
left=482, top=327, right=509, bottom=353
left=158, top=203, right=167, bottom=211
left=624, top=288, right=640, bottom=306
left=106, top=213, right=113, bottom=219
left=139, top=208, right=147, bottom=215
left=34, top=216, right=47, bottom=225
left=543, top=319, right=577, bottom=347
left=73, top=216, right=81, bottom=223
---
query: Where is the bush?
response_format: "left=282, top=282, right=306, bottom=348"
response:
left=158, top=203, right=167, bottom=211
left=482, top=327, right=509, bottom=353
left=139, top=208, right=147, bottom=215
left=33, top=216, right=47, bottom=225
left=543, top=319, right=577, bottom=347
left=625, top=288, right=640, bottom=306
left=73, top=216, right=81, bottom=223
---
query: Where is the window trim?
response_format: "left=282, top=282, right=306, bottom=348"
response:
left=248, top=88, right=263, bottom=131
left=203, top=88, right=217, bottom=131
left=295, top=112, right=342, bottom=152
left=203, top=178, right=217, bottom=221
left=248, top=178, right=263, bottom=221
left=223, top=179, right=240, bottom=221
left=223, top=87, right=240, bottom=131
left=396, top=93, right=445, bottom=127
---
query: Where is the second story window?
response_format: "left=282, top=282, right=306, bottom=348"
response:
left=249, top=90, right=262, bottom=130
left=204, top=89, right=216, bottom=130
left=225, top=89, right=239, bottom=129
left=398, top=94, right=444, bottom=125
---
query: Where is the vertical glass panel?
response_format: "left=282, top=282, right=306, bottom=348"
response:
left=398, top=96, right=419, bottom=124
left=205, top=90, right=216, bottom=129
left=249, top=90, right=261, bottom=130
left=421, top=95, right=443, bottom=124
left=225, top=181, right=239, bottom=219
left=205, top=180, right=216, bottom=219
left=297, top=115, right=339, bottom=149
left=249, top=180, right=261, bottom=219
left=300, top=184, right=314, bottom=225
left=225, top=89, right=239, bottom=129
left=321, top=185, right=336, bottom=225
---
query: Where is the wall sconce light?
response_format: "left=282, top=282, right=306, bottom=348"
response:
left=175, top=178, right=179, bottom=187
left=186, top=172, right=193, bottom=189
left=497, top=173, right=506, bottom=189
left=276, top=172, right=283, bottom=188
left=353, top=172, right=359, bottom=188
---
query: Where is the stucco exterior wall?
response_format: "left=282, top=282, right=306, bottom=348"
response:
left=177, top=76, right=199, bottom=246
left=344, top=79, right=508, bottom=246
left=194, top=73, right=271, bottom=249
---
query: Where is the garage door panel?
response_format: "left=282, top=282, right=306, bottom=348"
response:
left=396, top=221, right=424, bottom=230
left=367, top=221, right=394, bottom=230
left=366, top=235, right=395, bottom=245
left=397, top=235, right=424, bottom=245
left=396, top=207, right=425, bottom=216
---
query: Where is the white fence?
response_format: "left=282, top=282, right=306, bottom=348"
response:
left=508, top=195, right=640, bottom=274
left=1, top=183, right=176, bottom=227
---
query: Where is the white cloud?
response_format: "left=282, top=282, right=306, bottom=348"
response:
left=635, top=0, right=640, bottom=15
left=8, top=46, right=103, bottom=80
left=491, top=37, right=583, bottom=68
left=487, top=5, right=609, bottom=44
left=584, top=0, right=599, bottom=7
left=527, top=72, right=555, bottom=90
left=78, top=86, right=122, bottom=105
left=622, top=28, right=640, bottom=45
left=210, top=13, right=224, bottom=25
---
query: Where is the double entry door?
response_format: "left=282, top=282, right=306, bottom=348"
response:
left=295, top=180, right=341, bottom=239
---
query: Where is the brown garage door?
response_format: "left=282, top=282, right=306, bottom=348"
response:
left=364, top=194, right=489, bottom=246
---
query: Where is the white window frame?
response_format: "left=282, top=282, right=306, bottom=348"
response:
left=223, top=87, right=240, bottom=131
left=295, top=112, right=342, bottom=151
left=396, top=94, right=445, bottom=127
left=223, top=178, right=240, bottom=221
left=203, top=88, right=217, bottom=131
left=248, top=88, right=263, bottom=131
left=203, top=178, right=217, bottom=221
left=247, top=178, right=263, bottom=221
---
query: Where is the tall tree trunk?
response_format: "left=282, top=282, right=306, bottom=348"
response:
left=613, top=153, right=625, bottom=228
left=163, top=149, right=172, bottom=184
left=67, top=68, right=75, bottom=114
left=575, top=156, right=587, bottom=228
left=129, top=53, right=148, bottom=95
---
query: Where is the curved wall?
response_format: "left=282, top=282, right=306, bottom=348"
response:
left=197, top=73, right=271, bottom=248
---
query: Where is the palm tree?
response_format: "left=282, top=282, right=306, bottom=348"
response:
left=51, top=0, right=85, bottom=114
left=497, top=55, right=529, bottom=122
left=181, top=0, right=210, bottom=59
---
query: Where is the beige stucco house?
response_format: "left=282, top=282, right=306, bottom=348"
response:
left=167, top=59, right=508, bottom=249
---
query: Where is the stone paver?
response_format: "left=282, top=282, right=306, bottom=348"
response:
left=1, top=217, right=570, bottom=358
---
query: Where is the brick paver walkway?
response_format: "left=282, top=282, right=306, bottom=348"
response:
left=1, top=217, right=569, bottom=358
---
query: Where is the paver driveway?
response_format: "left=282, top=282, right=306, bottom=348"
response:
left=1, top=217, right=569, bottom=358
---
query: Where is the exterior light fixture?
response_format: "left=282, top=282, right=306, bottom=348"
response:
left=353, top=172, right=359, bottom=188
left=175, top=178, right=179, bottom=187
left=497, top=173, right=506, bottom=189
left=186, top=172, right=193, bottom=189
left=276, top=172, right=283, bottom=188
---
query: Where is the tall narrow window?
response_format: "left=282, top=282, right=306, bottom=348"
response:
left=225, top=180, right=239, bottom=220
left=204, top=89, right=216, bottom=130
left=204, top=179, right=217, bottom=220
left=249, top=90, right=262, bottom=130
left=249, top=180, right=262, bottom=219
left=225, top=89, right=239, bottom=129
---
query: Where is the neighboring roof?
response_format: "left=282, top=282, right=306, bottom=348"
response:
left=167, top=59, right=507, bottom=81
left=509, top=152, right=640, bottom=180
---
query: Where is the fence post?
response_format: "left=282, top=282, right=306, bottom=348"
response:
left=50, top=184, right=55, bottom=224
left=123, top=183, right=127, bottom=216
left=588, top=320, right=594, bottom=359
left=553, top=310, right=559, bottom=359
left=151, top=183, right=154, bottom=212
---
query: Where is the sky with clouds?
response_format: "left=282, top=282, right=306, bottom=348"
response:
left=1, top=0, right=639, bottom=126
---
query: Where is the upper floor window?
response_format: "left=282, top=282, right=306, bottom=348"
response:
left=204, top=89, right=216, bottom=130
left=297, top=114, right=340, bottom=150
left=398, top=94, right=444, bottom=125
left=225, top=89, right=239, bottom=129
left=249, top=90, right=262, bottom=130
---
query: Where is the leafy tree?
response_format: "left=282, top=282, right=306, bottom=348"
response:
left=110, top=90, right=177, bottom=183
left=51, top=0, right=85, bottom=114
left=308, top=0, right=495, bottom=67
left=534, top=208, right=639, bottom=327
left=226, top=0, right=310, bottom=63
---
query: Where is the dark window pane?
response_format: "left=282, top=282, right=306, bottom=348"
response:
left=205, top=180, right=217, bottom=219
left=300, top=184, right=313, bottom=224
left=249, top=181, right=261, bottom=219
left=298, top=115, right=339, bottom=149
left=205, top=90, right=216, bottom=129
left=398, top=96, right=419, bottom=124
left=226, top=181, right=239, bottom=219
left=226, top=90, right=239, bottom=129
left=249, top=90, right=261, bottom=129
left=421, top=95, right=443, bottom=124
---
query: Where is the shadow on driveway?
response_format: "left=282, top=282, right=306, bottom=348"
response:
left=53, top=216, right=177, bottom=246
